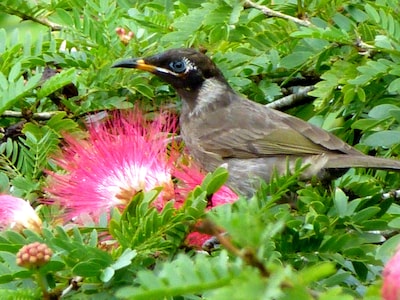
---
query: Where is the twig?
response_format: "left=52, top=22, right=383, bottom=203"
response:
left=61, top=276, right=83, bottom=297
left=243, top=0, right=375, bottom=54
left=354, top=37, right=375, bottom=55
left=266, top=85, right=314, bottom=110
left=33, top=17, right=62, bottom=31
left=244, top=0, right=311, bottom=27
left=200, top=220, right=270, bottom=277
left=1, top=110, right=61, bottom=120
left=2, top=7, right=62, bottom=31
left=382, top=189, right=400, bottom=200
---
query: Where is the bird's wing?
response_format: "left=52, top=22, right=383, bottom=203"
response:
left=197, top=96, right=361, bottom=158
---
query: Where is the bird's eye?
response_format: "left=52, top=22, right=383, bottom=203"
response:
left=169, top=60, right=187, bottom=73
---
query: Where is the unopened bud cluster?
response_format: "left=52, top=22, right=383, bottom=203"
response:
left=16, top=242, right=53, bottom=269
left=115, top=27, right=134, bottom=44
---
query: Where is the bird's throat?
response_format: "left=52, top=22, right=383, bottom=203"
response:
left=180, top=77, right=232, bottom=118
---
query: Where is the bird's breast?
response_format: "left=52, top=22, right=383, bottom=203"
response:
left=180, top=117, right=224, bottom=172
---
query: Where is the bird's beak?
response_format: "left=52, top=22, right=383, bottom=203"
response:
left=112, top=58, right=179, bottom=77
left=112, top=58, right=158, bottom=73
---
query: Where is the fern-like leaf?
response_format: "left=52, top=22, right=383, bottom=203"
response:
left=18, top=130, right=59, bottom=179
left=0, top=288, right=40, bottom=300
left=116, top=251, right=237, bottom=300
left=0, top=139, right=22, bottom=178
left=109, top=189, right=207, bottom=254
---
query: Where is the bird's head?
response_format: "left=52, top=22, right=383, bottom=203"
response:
left=112, top=48, right=229, bottom=93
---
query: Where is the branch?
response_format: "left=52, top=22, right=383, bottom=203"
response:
left=30, top=16, right=62, bottom=31
left=382, top=189, right=400, bottom=200
left=199, top=220, right=270, bottom=277
left=1, top=6, right=62, bottom=31
left=243, top=0, right=375, bottom=53
left=266, top=85, right=315, bottom=110
left=244, top=0, right=311, bottom=27
left=61, top=276, right=83, bottom=297
left=2, top=110, right=61, bottom=120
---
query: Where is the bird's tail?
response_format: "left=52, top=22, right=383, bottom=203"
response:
left=325, top=155, right=400, bottom=171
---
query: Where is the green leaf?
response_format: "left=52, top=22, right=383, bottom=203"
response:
left=368, top=104, right=399, bottom=119
left=209, top=24, right=228, bottom=44
left=298, top=262, right=336, bottom=284
left=352, top=261, right=368, bottom=281
left=365, top=4, right=380, bottom=23
left=332, top=188, right=348, bottom=218
left=375, top=35, right=394, bottom=50
left=0, top=72, right=41, bottom=115
left=110, top=248, right=137, bottom=270
left=0, top=28, right=6, bottom=53
left=72, top=260, right=104, bottom=277
left=356, top=87, right=366, bottom=102
left=376, top=234, right=400, bottom=260
left=100, top=267, right=115, bottom=283
left=8, top=61, right=21, bottom=82
left=388, top=78, right=400, bottom=93
left=280, top=51, right=313, bottom=69
left=342, top=86, right=355, bottom=106
left=201, top=166, right=229, bottom=196
left=388, top=217, right=400, bottom=229
left=362, top=131, right=400, bottom=147
left=45, top=112, right=80, bottom=136
left=351, top=119, right=383, bottom=131
left=352, top=207, right=381, bottom=223
left=55, top=8, right=75, bottom=26
left=389, top=108, right=400, bottom=124
left=332, top=13, right=353, bottom=31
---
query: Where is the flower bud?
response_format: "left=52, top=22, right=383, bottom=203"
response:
left=16, top=242, right=53, bottom=269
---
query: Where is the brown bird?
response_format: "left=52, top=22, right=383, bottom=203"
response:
left=113, top=48, right=400, bottom=196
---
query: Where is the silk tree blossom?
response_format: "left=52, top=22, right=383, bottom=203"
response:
left=174, top=163, right=238, bottom=208
left=173, top=163, right=238, bottom=248
left=382, top=247, right=400, bottom=300
left=0, top=195, right=42, bottom=232
left=46, top=109, right=177, bottom=221
left=46, top=107, right=236, bottom=248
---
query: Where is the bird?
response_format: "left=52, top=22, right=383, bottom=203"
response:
left=112, top=48, right=400, bottom=196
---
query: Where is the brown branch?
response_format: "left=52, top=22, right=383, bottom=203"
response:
left=266, top=85, right=315, bottom=110
left=61, top=276, right=83, bottom=297
left=32, top=17, right=62, bottom=31
left=243, top=0, right=376, bottom=53
left=244, top=0, right=311, bottom=27
left=199, top=219, right=270, bottom=277
left=1, top=6, right=62, bottom=31
left=2, top=110, right=61, bottom=120
left=382, top=189, right=400, bottom=200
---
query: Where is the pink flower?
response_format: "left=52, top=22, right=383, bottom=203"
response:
left=382, top=247, right=400, bottom=300
left=0, top=195, right=42, bottom=232
left=174, top=163, right=238, bottom=207
left=46, top=109, right=178, bottom=221
left=173, top=162, right=238, bottom=248
left=46, top=106, right=236, bottom=249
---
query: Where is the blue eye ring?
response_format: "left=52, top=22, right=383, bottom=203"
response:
left=169, top=60, right=186, bottom=73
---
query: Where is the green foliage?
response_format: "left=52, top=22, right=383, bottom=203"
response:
left=0, top=288, right=40, bottom=300
left=109, top=188, right=207, bottom=255
left=0, top=112, right=79, bottom=198
left=1, top=0, right=400, bottom=299
left=116, top=251, right=239, bottom=300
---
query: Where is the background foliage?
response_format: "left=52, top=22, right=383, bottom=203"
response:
left=1, top=0, right=400, bottom=299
